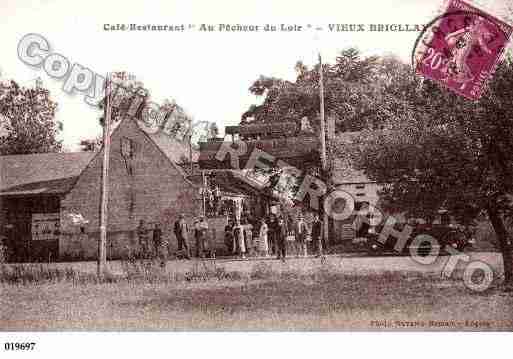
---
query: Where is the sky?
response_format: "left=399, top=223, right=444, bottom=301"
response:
left=1, top=0, right=511, bottom=151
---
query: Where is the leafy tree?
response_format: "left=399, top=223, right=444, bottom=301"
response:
left=207, top=122, right=219, bottom=139
left=79, top=136, right=102, bottom=152
left=241, top=47, right=513, bottom=287
left=159, top=99, right=199, bottom=144
left=240, top=49, right=408, bottom=204
left=0, top=79, right=62, bottom=155
left=349, top=56, right=513, bottom=286
left=242, top=48, right=387, bottom=133
left=99, top=73, right=150, bottom=126
left=98, top=73, right=200, bottom=146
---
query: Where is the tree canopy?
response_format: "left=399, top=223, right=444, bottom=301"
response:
left=241, top=48, right=416, bottom=133
left=242, top=48, right=513, bottom=286
left=97, top=73, right=205, bottom=146
left=348, top=56, right=513, bottom=285
left=241, top=49, right=417, bottom=203
left=0, top=79, right=62, bottom=155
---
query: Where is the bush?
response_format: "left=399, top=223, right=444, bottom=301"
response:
left=0, top=263, right=124, bottom=285
left=184, top=261, right=223, bottom=281
left=0, top=264, right=75, bottom=284
left=121, top=258, right=169, bottom=283
left=250, top=262, right=275, bottom=280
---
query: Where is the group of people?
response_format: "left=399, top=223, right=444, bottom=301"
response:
left=173, top=214, right=214, bottom=259
left=136, top=212, right=325, bottom=263
left=136, top=215, right=214, bottom=263
left=135, top=220, right=166, bottom=264
left=224, top=213, right=325, bottom=261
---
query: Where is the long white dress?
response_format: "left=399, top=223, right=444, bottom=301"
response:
left=259, top=222, right=269, bottom=254
left=234, top=225, right=245, bottom=254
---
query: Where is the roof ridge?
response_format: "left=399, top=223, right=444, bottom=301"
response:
left=127, top=118, right=198, bottom=187
left=0, top=151, right=96, bottom=159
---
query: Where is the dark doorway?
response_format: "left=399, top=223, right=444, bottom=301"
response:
left=355, top=201, right=370, bottom=238
left=3, top=196, right=60, bottom=262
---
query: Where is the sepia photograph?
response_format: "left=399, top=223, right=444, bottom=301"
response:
left=1, top=0, right=513, bottom=354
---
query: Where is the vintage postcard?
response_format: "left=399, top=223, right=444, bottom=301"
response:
left=1, top=0, right=513, bottom=351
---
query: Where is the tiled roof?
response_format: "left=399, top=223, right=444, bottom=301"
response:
left=183, top=169, right=267, bottom=197
left=198, top=135, right=320, bottom=169
left=0, top=152, right=95, bottom=196
left=0, top=119, right=200, bottom=197
left=147, top=130, right=199, bottom=164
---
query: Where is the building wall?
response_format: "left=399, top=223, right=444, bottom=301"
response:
left=0, top=197, right=7, bottom=237
left=1, top=196, right=60, bottom=262
left=331, top=182, right=382, bottom=242
left=60, top=118, right=201, bottom=259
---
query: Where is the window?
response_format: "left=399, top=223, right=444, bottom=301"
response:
left=121, top=137, right=136, bottom=159
left=354, top=201, right=370, bottom=211
left=121, top=137, right=137, bottom=175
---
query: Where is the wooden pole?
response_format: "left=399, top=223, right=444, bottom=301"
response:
left=98, top=73, right=111, bottom=277
left=202, top=170, right=206, bottom=217
left=318, top=53, right=330, bottom=248
left=189, top=134, right=193, bottom=173
left=319, top=53, right=327, bottom=171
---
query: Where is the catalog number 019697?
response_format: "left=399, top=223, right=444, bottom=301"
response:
left=4, top=342, right=36, bottom=351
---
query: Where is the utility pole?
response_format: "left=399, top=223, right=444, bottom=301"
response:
left=318, top=53, right=330, bottom=248
left=189, top=134, right=193, bottom=174
left=98, top=73, right=111, bottom=277
left=202, top=170, right=207, bottom=217
left=319, top=53, right=327, bottom=171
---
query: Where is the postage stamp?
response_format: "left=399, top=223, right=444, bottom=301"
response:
left=414, top=0, right=513, bottom=100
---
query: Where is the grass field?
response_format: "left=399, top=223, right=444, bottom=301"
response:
left=1, top=253, right=512, bottom=331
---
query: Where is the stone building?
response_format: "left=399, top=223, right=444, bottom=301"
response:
left=0, top=117, right=201, bottom=262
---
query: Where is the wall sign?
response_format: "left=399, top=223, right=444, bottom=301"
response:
left=32, top=213, right=60, bottom=241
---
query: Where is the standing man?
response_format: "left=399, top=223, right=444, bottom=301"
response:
left=136, top=220, right=151, bottom=259
left=2, top=224, right=15, bottom=262
left=195, top=216, right=209, bottom=258
left=153, top=222, right=167, bottom=266
left=294, top=214, right=308, bottom=257
left=312, top=213, right=324, bottom=257
left=174, top=214, right=191, bottom=259
left=0, top=227, right=7, bottom=263
left=268, top=215, right=278, bottom=256
left=208, top=190, right=215, bottom=217
left=224, top=219, right=234, bottom=254
left=276, top=217, right=288, bottom=261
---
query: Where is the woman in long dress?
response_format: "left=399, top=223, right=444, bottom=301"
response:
left=258, top=218, right=269, bottom=257
left=233, top=220, right=246, bottom=259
